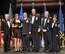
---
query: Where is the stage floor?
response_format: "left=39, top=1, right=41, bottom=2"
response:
left=0, top=48, right=65, bottom=54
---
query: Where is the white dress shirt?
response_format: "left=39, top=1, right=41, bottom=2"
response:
left=31, top=16, right=35, bottom=24
left=44, top=18, right=47, bottom=27
left=7, top=21, right=10, bottom=28
left=52, top=23, right=54, bottom=28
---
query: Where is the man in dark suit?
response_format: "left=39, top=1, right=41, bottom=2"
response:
left=42, top=11, right=52, bottom=52
left=2, top=14, right=11, bottom=52
left=22, top=12, right=30, bottom=52
left=29, top=9, right=41, bottom=52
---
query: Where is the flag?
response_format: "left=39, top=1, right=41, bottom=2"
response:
left=43, top=3, right=47, bottom=13
left=8, top=3, right=13, bottom=20
left=32, top=2, right=34, bottom=9
left=40, top=3, right=47, bottom=48
left=19, top=3, right=23, bottom=20
left=58, top=3, right=64, bottom=36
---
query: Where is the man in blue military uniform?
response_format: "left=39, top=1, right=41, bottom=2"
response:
left=42, top=11, right=52, bottom=52
left=22, top=12, right=30, bottom=52
left=29, top=9, right=41, bottom=52
left=51, top=15, right=60, bottom=52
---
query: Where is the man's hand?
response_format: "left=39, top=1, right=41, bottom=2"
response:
left=38, top=28, right=41, bottom=32
left=29, top=32, right=31, bottom=34
left=42, top=29, right=47, bottom=32
left=56, top=35, right=58, bottom=37
left=2, top=33, right=4, bottom=36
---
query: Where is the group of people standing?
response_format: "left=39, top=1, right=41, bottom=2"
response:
left=2, top=8, right=60, bottom=53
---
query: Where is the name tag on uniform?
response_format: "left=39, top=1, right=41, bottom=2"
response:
left=47, top=19, right=50, bottom=23
left=36, top=17, right=38, bottom=20
left=26, top=20, right=29, bottom=23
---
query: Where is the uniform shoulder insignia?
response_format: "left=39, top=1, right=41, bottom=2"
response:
left=36, top=14, right=40, bottom=17
left=37, top=14, right=40, bottom=15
